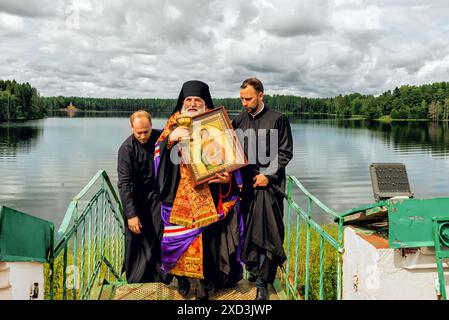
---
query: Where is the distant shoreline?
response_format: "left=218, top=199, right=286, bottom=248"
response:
left=43, top=109, right=449, bottom=122
left=52, top=109, right=245, bottom=114
left=1, top=108, right=447, bottom=123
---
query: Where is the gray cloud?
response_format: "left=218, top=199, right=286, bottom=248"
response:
left=1, top=0, right=449, bottom=99
left=261, top=0, right=331, bottom=37
left=0, top=0, right=59, bottom=18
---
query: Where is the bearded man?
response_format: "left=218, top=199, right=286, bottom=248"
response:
left=233, top=77, right=293, bottom=300
left=155, top=80, right=243, bottom=300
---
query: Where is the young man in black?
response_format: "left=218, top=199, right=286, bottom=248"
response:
left=233, top=77, right=293, bottom=300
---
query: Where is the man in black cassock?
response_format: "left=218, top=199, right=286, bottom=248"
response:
left=117, top=110, right=166, bottom=283
left=232, top=77, right=293, bottom=300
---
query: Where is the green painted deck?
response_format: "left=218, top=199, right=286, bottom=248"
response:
left=96, top=279, right=279, bottom=300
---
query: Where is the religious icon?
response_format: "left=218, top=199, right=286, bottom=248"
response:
left=179, top=107, right=248, bottom=185
left=200, top=128, right=226, bottom=170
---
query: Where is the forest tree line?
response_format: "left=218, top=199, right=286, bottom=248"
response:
left=263, top=81, right=449, bottom=120
left=0, top=80, right=46, bottom=121
left=42, top=81, right=449, bottom=121
left=2, top=79, right=449, bottom=121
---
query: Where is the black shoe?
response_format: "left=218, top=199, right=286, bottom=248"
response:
left=248, top=273, right=257, bottom=282
left=194, top=280, right=208, bottom=300
left=196, top=292, right=209, bottom=301
left=161, top=273, right=174, bottom=285
left=255, top=287, right=269, bottom=300
left=177, top=278, right=190, bottom=298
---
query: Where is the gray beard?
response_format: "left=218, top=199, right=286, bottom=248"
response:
left=183, top=106, right=206, bottom=117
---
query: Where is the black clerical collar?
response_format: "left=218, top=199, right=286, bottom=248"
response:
left=248, top=103, right=267, bottom=120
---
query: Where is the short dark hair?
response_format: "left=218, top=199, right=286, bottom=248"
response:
left=240, top=77, right=264, bottom=93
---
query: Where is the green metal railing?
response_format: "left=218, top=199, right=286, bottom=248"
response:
left=277, top=175, right=344, bottom=300
left=47, top=170, right=125, bottom=300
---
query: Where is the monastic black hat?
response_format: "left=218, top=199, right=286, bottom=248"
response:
left=172, top=80, right=214, bottom=115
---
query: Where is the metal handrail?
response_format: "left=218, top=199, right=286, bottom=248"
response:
left=289, top=175, right=341, bottom=219
left=279, top=175, right=344, bottom=300
left=56, top=171, right=123, bottom=242
left=48, top=170, right=125, bottom=300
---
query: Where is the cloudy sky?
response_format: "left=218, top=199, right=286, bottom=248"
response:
left=1, top=0, right=449, bottom=98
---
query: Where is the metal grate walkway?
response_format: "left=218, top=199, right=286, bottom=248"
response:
left=97, top=279, right=279, bottom=300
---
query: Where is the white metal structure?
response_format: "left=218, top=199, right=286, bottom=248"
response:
left=343, top=226, right=449, bottom=300
left=0, top=262, right=44, bottom=300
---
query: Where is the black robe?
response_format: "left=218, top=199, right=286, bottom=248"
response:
left=232, top=106, right=293, bottom=283
left=155, top=136, right=243, bottom=291
left=117, top=130, right=164, bottom=283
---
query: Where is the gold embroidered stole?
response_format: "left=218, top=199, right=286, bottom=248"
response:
left=170, top=164, right=218, bottom=228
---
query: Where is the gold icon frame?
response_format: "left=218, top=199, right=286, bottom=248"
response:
left=179, top=107, right=248, bottom=185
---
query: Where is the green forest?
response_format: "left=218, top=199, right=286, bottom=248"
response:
left=2, top=79, right=449, bottom=121
left=0, top=80, right=46, bottom=121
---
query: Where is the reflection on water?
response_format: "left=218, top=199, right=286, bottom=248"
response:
left=0, top=122, right=43, bottom=157
left=342, top=120, right=449, bottom=155
left=48, top=109, right=246, bottom=119
left=1, top=116, right=448, bottom=226
left=289, top=118, right=449, bottom=156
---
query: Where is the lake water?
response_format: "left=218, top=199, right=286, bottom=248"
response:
left=1, top=114, right=448, bottom=226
